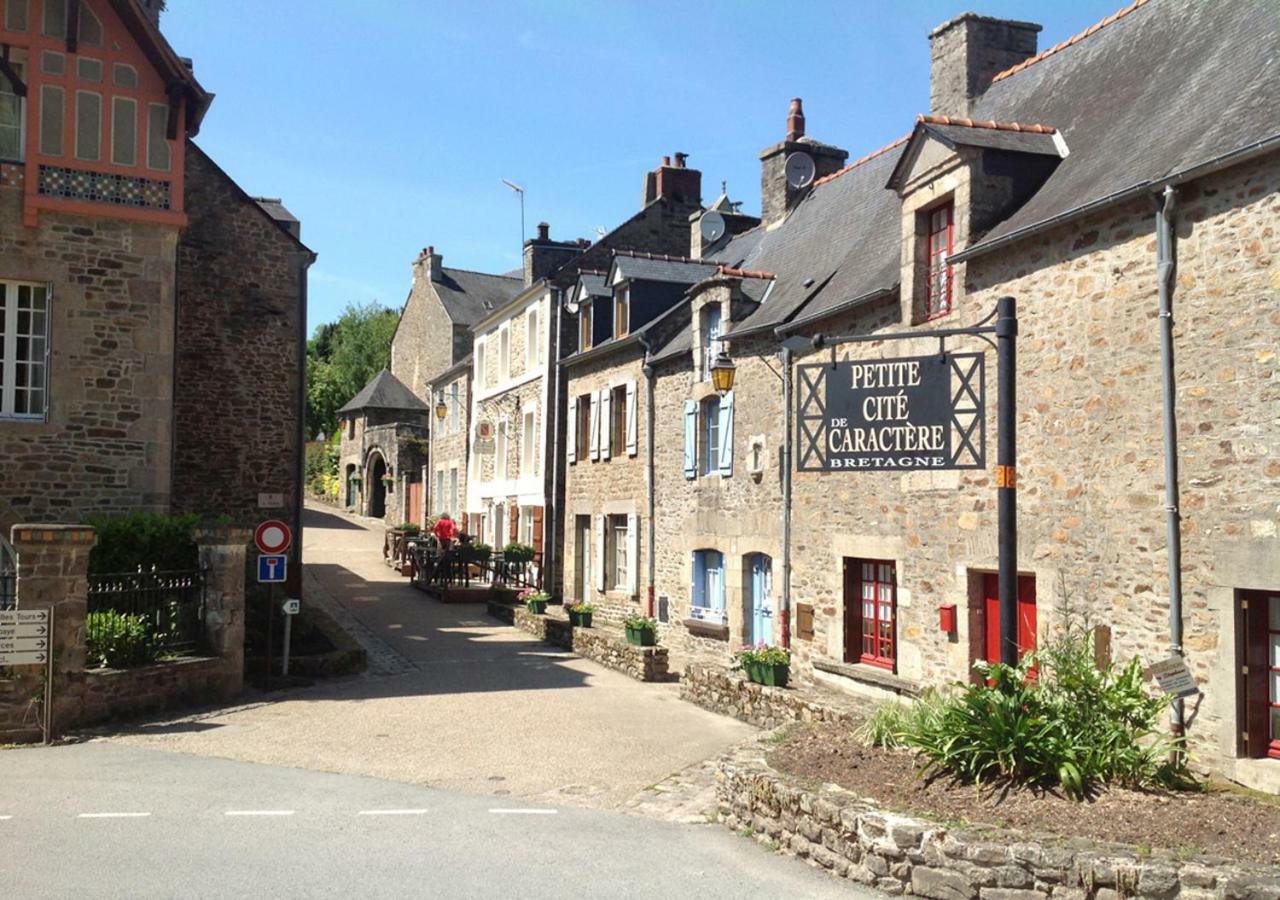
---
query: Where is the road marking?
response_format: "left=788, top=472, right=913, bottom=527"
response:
left=78, top=812, right=151, bottom=819
left=357, top=809, right=429, bottom=816
left=225, top=810, right=295, bottom=817
left=0, top=815, right=12, bottom=820
left=488, top=808, right=558, bottom=815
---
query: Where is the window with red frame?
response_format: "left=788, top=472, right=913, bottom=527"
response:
left=925, top=202, right=954, bottom=319
left=1239, top=590, right=1280, bottom=759
left=844, top=558, right=896, bottom=669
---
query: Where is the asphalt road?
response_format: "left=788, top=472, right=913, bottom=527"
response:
left=0, top=742, right=874, bottom=899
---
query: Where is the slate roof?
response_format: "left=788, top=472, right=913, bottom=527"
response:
left=252, top=197, right=299, bottom=225
left=433, top=268, right=523, bottom=327
left=576, top=271, right=611, bottom=298
left=961, top=0, right=1280, bottom=256
left=609, top=253, right=720, bottom=285
left=338, top=369, right=428, bottom=414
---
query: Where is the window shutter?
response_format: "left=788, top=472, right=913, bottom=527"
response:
left=625, top=380, right=638, bottom=457
left=691, top=551, right=705, bottom=611
left=566, top=395, right=578, bottom=463
left=532, top=507, right=543, bottom=556
left=508, top=503, right=518, bottom=543
left=595, top=515, right=607, bottom=592
left=717, top=390, right=734, bottom=476
left=711, top=555, right=725, bottom=612
left=627, top=513, right=639, bottom=596
left=683, top=400, right=697, bottom=479
left=589, top=393, right=600, bottom=461
left=599, top=388, right=612, bottom=460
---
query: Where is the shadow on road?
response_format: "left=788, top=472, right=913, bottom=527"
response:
left=303, top=506, right=366, bottom=531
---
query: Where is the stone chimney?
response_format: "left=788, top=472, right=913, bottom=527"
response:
left=641, top=153, right=702, bottom=208
left=928, top=13, right=1041, bottom=117
left=522, top=223, right=583, bottom=287
left=758, top=98, right=848, bottom=228
left=137, top=0, right=164, bottom=28
left=689, top=184, right=762, bottom=259
left=414, top=246, right=443, bottom=284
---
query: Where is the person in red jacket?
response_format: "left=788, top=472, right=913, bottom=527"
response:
left=432, top=513, right=457, bottom=555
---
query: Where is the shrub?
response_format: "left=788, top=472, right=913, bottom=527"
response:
left=85, top=610, right=160, bottom=669
left=85, top=513, right=201, bottom=575
left=502, top=542, right=535, bottom=563
left=462, top=541, right=492, bottom=563
left=304, top=432, right=340, bottom=493
left=898, top=627, right=1189, bottom=798
left=394, top=522, right=421, bottom=533
left=855, top=700, right=917, bottom=750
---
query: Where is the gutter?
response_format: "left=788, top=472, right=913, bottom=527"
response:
left=638, top=334, right=657, bottom=619
left=953, top=132, right=1280, bottom=264
left=774, top=285, right=896, bottom=336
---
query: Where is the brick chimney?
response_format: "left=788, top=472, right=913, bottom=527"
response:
left=414, top=246, right=443, bottom=283
left=522, top=223, right=583, bottom=286
left=641, top=153, right=702, bottom=208
left=758, top=98, right=848, bottom=227
left=137, top=0, right=164, bottom=28
left=928, top=13, right=1041, bottom=117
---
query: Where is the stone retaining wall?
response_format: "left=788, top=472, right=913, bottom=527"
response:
left=680, top=663, right=871, bottom=730
left=489, top=602, right=669, bottom=682
left=73, top=657, right=234, bottom=727
left=715, top=737, right=1280, bottom=900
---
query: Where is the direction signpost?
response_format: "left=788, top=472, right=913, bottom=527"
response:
left=0, top=609, right=54, bottom=740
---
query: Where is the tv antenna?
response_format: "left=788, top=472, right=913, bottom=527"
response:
left=501, top=179, right=525, bottom=249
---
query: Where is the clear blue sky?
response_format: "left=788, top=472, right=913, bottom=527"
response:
left=162, top=1, right=1125, bottom=334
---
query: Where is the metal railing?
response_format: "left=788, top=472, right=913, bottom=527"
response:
left=0, top=569, right=14, bottom=610
left=411, top=547, right=543, bottom=594
left=86, top=567, right=207, bottom=660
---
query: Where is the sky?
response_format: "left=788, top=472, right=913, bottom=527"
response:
left=161, top=1, right=1128, bottom=334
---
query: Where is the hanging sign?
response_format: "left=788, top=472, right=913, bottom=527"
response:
left=1146, top=655, right=1200, bottom=699
left=796, top=352, right=985, bottom=472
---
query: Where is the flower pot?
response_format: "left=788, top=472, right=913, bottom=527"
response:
left=569, top=611, right=593, bottom=628
left=625, top=624, right=655, bottom=647
left=750, top=662, right=789, bottom=688
left=526, top=600, right=548, bottom=615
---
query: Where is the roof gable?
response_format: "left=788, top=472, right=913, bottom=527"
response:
left=338, top=369, right=428, bottom=414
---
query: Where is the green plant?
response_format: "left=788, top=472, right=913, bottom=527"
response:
left=85, top=513, right=201, bottom=575
left=502, top=542, right=535, bottom=563
left=462, top=542, right=492, bottom=563
left=623, top=615, right=656, bottom=631
left=855, top=700, right=915, bottom=749
left=520, top=589, right=551, bottom=603
left=394, top=522, right=421, bottom=533
left=567, top=600, right=596, bottom=614
left=85, top=610, right=160, bottom=669
left=732, top=643, right=790, bottom=669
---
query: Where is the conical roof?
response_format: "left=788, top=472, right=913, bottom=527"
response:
left=338, top=369, right=428, bottom=414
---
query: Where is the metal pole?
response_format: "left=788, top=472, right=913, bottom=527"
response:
left=266, top=582, right=274, bottom=684
left=282, top=607, right=292, bottom=677
left=995, top=296, right=1018, bottom=667
left=43, top=606, right=54, bottom=745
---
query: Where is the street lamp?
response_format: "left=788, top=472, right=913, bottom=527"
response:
left=710, top=342, right=736, bottom=394
left=434, top=392, right=448, bottom=421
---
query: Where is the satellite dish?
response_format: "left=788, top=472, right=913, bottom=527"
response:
left=699, top=210, right=726, bottom=244
left=564, top=294, right=580, bottom=315
left=784, top=151, right=816, bottom=189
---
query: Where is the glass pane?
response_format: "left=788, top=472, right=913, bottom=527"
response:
left=1271, top=634, right=1280, bottom=668
left=1273, top=706, right=1280, bottom=742
left=78, top=0, right=103, bottom=45
left=43, top=0, right=66, bottom=37
left=1271, top=670, right=1279, bottom=705
left=7, top=0, right=28, bottom=31
left=862, top=562, right=873, bottom=581
left=76, top=92, right=101, bottom=160
left=40, top=85, right=64, bottom=156
left=1269, top=596, right=1280, bottom=631
left=879, top=563, right=892, bottom=583
left=41, top=51, right=64, bottom=75
left=76, top=57, right=102, bottom=83
left=112, top=97, right=136, bottom=166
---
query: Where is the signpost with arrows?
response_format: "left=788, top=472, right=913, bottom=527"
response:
left=0, top=608, right=54, bottom=741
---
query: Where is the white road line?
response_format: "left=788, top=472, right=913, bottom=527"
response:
left=225, top=810, right=295, bottom=817
left=0, top=815, right=12, bottom=820
left=77, top=812, right=151, bottom=819
left=488, top=808, right=558, bottom=815
left=357, top=809, right=429, bottom=816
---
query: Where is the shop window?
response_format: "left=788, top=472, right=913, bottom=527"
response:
left=691, top=549, right=726, bottom=622
left=924, top=201, right=953, bottom=320
left=844, top=558, right=896, bottom=669
left=0, top=281, right=50, bottom=419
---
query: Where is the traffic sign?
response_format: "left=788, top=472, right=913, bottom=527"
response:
left=0, top=636, right=48, bottom=652
left=0, top=610, right=50, bottom=665
left=282, top=598, right=300, bottom=616
left=258, top=554, right=288, bottom=583
left=0, top=609, right=49, bottom=626
left=254, top=520, right=292, bottom=555
left=0, top=649, right=47, bottom=666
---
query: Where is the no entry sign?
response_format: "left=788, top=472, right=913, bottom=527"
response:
left=254, top=520, right=292, bottom=555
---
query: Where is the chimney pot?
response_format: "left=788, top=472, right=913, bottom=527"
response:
left=674, top=152, right=688, bottom=168
left=536, top=222, right=550, bottom=241
left=786, top=98, right=805, bottom=141
left=662, top=155, right=671, bottom=167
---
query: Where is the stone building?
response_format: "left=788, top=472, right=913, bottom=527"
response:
left=570, top=0, right=1279, bottom=790
left=426, top=355, right=470, bottom=522
left=0, top=2, right=311, bottom=584
left=336, top=369, right=428, bottom=523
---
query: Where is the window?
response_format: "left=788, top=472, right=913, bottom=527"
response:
left=75, top=90, right=100, bottom=161
left=0, top=62, right=24, bottom=161
left=526, top=306, right=538, bottom=367
left=575, top=393, right=591, bottom=461
left=701, top=396, right=720, bottom=476
left=6, top=0, right=28, bottom=31
left=76, top=57, right=103, bottom=83
left=609, top=385, right=626, bottom=456
left=42, top=0, right=65, bottom=37
left=77, top=1, right=102, bottom=46
left=925, top=202, right=953, bottom=319
left=112, top=64, right=138, bottom=89
left=448, top=468, right=458, bottom=519
left=580, top=300, right=594, bottom=352
left=613, top=285, right=629, bottom=339
left=494, top=419, right=508, bottom=480
left=111, top=96, right=136, bottom=166
left=521, top=507, right=535, bottom=546
left=39, top=85, right=63, bottom=156
left=520, top=409, right=535, bottom=476
left=448, top=381, right=459, bottom=432
left=346, top=416, right=355, bottom=440
left=499, top=327, right=510, bottom=382
left=702, top=303, right=721, bottom=381
left=435, top=469, right=445, bottom=515
left=607, top=514, right=628, bottom=591
left=41, top=51, right=64, bottom=76
left=0, top=281, right=50, bottom=419
left=691, top=549, right=725, bottom=622
left=476, top=341, right=487, bottom=389
left=1240, top=590, right=1280, bottom=759
left=845, top=559, right=896, bottom=669
left=146, top=103, right=170, bottom=171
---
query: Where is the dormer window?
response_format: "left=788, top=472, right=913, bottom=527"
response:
left=579, top=300, right=593, bottom=352
left=925, top=202, right=953, bottom=319
left=701, top=303, right=722, bottom=381
left=613, top=285, right=629, bottom=340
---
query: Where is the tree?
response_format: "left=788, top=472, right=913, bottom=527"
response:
left=306, top=301, right=399, bottom=437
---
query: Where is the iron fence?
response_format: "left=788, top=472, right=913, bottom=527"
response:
left=86, top=568, right=207, bottom=661
left=0, top=569, right=14, bottom=610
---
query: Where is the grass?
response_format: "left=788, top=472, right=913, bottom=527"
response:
left=738, top=825, right=754, bottom=838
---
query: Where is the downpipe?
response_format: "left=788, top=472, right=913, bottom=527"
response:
left=780, top=345, right=792, bottom=648
left=639, top=335, right=657, bottom=619
left=1155, top=185, right=1186, bottom=750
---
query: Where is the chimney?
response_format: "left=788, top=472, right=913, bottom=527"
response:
left=137, top=0, right=164, bottom=29
left=415, top=246, right=443, bottom=283
left=642, top=153, right=702, bottom=208
left=928, top=14, right=1041, bottom=117
left=758, top=98, right=848, bottom=228
left=522, top=223, right=583, bottom=286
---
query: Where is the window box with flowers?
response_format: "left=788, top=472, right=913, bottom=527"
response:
left=734, top=644, right=791, bottom=688
left=566, top=600, right=594, bottom=628
left=521, top=589, right=551, bottom=615
left=624, top=615, right=657, bottom=647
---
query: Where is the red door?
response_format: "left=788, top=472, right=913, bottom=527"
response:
left=405, top=480, right=424, bottom=527
left=981, top=573, right=1036, bottom=665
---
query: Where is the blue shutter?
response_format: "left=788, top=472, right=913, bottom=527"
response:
left=711, top=551, right=725, bottom=612
left=692, top=550, right=706, bottom=610
left=683, top=400, right=697, bottom=479
left=717, top=390, right=734, bottom=476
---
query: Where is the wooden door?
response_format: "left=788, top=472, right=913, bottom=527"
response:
left=405, top=480, right=423, bottom=527
left=979, top=573, right=1036, bottom=666
left=1239, top=590, right=1280, bottom=759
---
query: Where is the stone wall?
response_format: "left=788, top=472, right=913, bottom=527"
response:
left=716, top=736, right=1280, bottom=899
left=0, top=190, right=178, bottom=536
left=75, top=657, right=232, bottom=726
left=428, top=367, right=470, bottom=521
left=390, top=259, right=468, bottom=403
left=172, top=144, right=312, bottom=592
left=499, top=603, right=669, bottom=682
left=680, top=664, right=869, bottom=731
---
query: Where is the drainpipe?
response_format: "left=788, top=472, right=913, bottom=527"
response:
left=639, top=334, right=657, bottom=618
left=547, top=289, right=562, bottom=596
left=779, top=345, right=793, bottom=648
left=1155, top=185, right=1185, bottom=743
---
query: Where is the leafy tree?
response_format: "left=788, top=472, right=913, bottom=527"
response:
left=305, top=301, right=399, bottom=437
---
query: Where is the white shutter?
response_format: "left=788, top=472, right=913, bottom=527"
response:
left=589, top=392, right=601, bottom=461
left=600, top=388, right=612, bottom=460
left=625, top=380, right=638, bottom=456
left=683, top=400, right=697, bottom=479
left=627, top=512, right=639, bottom=596
left=595, top=514, right=607, bottom=592
left=717, top=390, right=734, bottom=477
left=567, top=395, right=578, bottom=464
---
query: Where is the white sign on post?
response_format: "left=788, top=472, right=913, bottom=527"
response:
left=282, top=598, right=300, bottom=616
left=0, top=609, right=51, bottom=667
left=1147, top=655, right=1200, bottom=699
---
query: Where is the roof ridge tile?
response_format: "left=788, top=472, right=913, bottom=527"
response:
left=991, top=0, right=1150, bottom=84
left=917, top=114, right=1056, bottom=134
left=716, top=265, right=775, bottom=280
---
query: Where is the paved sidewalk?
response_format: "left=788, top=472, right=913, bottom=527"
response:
left=105, top=503, right=755, bottom=811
